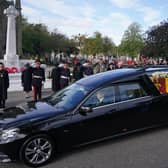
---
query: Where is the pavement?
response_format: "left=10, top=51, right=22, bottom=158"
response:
left=1, top=91, right=168, bottom=168
left=6, top=89, right=52, bottom=107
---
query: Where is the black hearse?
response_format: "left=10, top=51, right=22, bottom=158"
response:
left=0, top=68, right=168, bottom=167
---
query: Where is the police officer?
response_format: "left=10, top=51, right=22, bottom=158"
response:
left=60, top=62, right=70, bottom=89
left=32, top=60, right=45, bottom=101
left=0, top=62, right=9, bottom=109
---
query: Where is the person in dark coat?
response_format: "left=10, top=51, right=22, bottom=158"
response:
left=83, top=62, right=93, bottom=77
left=73, top=63, right=83, bottom=81
left=32, top=60, right=45, bottom=101
left=60, top=62, right=70, bottom=89
left=107, top=63, right=115, bottom=71
left=21, top=63, right=32, bottom=98
left=51, top=64, right=61, bottom=92
left=0, top=62, right=9, bottom=109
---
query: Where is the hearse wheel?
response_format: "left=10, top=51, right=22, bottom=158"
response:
left=20, top=134, right=54, bottom=167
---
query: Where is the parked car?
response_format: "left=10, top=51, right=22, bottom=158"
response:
left=1, top=68, right=168, bottom=167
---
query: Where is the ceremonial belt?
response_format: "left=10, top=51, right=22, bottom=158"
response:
left=61, top=75, right=70, bottom=80
left=33, top=75, right=42, bottom=79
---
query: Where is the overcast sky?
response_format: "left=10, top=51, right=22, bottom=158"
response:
left=22, top=0, right=168, bottom=45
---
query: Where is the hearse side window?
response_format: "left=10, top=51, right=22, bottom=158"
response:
left=83, top=86, right=115, bottom=108
left=118, top=83, right=148, bottom=101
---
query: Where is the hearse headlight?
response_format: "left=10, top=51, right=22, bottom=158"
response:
left=0, top=128, right=26, bottom=144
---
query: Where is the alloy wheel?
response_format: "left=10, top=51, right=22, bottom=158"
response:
left=21, top=135, right=54, bottom=167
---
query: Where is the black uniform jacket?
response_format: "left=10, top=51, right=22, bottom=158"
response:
left=32, top=67, right=45, bottom=87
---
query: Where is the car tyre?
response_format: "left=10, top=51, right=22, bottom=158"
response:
left=20, top=134, right=55, bottom=167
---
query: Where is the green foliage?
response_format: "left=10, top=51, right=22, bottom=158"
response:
left=119, top=22, right=144, bottom=57
left=142, top=20, right=168, bottom=58
left=22, top=18, right=77, bottom=57
left=81, top=31, right=115, bottom=55
left=103, top=36, right=116, bottom=55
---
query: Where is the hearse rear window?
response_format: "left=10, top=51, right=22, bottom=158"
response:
left=118, top=83, right=148, bottom=101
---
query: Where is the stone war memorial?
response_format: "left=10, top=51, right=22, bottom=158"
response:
left=4, top=5, right=19, bottom=68
left=0, top=0, right=41, bottom=91
left=0, top=0, right=24, bottom=70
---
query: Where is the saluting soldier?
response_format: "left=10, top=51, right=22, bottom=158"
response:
left=0, top=62, right=9, bottom=109
left=60, top=62, right=70, bottom=89
left=32, top=60, right=45, bottom=101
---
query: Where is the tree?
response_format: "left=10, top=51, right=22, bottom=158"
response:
left=50, top=31, right=77, bottom=54
left=22, top=18, right=77, bottom=58
left=72, top=33, right=87, bottom=53
left=81, top=32, right=115, bottom=55
left=102, top=36, right=115, bottom=55
left=0, top=0, right=13, bottom=59
left=142, top=20, right=168, bottom=58
left=119, top=22, right=144, bottom=57
left=22, top=22, right=51, bottom=56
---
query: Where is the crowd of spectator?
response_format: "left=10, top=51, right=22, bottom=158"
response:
left=50, top=55, right=168, bottom=93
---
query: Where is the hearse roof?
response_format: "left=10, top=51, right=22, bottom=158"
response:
left=77, top=68, right=144, bottom=89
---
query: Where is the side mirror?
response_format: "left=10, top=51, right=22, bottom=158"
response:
left=79, top=106, right=93, bottom=116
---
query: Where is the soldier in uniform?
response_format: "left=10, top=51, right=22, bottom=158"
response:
left=60, top=62, right=70, bottom=89
left=32, top=60, right=45, bottom=101
left=0, top=62, right=9, bottom=109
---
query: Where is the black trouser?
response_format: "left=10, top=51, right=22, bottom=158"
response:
left=32, top=86, right=42, bottom=101
left=0, top=99, right=5, bottom=108
left=60, top=79, right=69, bottom=89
